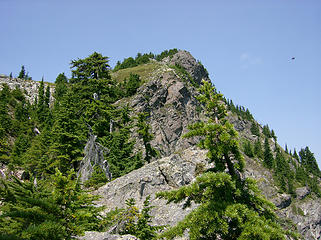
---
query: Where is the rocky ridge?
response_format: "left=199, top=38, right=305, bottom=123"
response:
left=1, top=51, right=320, bottom=239
left=90, top=51, right=320, bottom=240
left=0, top=75, right=55, bottom=104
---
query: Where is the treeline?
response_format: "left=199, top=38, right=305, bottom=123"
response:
left=243, top=121, right=320, bottom=196
left=113, top=48, right=178, bottom=71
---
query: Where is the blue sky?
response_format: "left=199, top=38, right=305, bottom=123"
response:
left=1, top=0, right=321, bottom=166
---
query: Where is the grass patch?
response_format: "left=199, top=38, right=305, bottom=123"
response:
left=111, top=62, right=161, bottom=84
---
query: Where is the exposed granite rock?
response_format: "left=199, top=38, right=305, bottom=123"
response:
left=122, top=52, right=210, bottom=158
left=94, top=147, right=207, bottom=230
left=78, top=232, right=137, bottom=240
left=164, top=50, right=210, bottom=85
left=0, top=77, right=55, bottom=104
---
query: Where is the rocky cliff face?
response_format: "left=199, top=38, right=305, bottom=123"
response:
left=88, top=51, right=320, bottom=240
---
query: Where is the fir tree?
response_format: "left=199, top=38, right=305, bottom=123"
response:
left=243, top=139, right=254, bottom=158
left=250, top=121, right=260, bottom=136
left=0, top=169, right=103, bottom=239
left=264, top=137, right=274, bottom=169
left=18, top=65, right=25, bottom=79
left=136, top=112, right=157, bottom=163
left=254, top=138, right=264, bottom=159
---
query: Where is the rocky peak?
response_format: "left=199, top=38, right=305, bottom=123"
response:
left=163, top=50, right=210, bottom=85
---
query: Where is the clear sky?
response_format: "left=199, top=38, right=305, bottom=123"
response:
left=1, top=0, right=321, bottom=166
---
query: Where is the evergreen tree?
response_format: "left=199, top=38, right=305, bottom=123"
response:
left=0, top=169, right=103, bottom=239
left=254, top=138, right=264, bottom=159
left=18, top=65, right=26, bottom=79
left=136, top=112, right=157, bottom=163
left=243, top=139, right=254, bottom=158
left=54, top=73, right=68, bottom=103
left=116, top=196, right=163, bottom=240
left=250, top=121, right=260, bottom=136
left=262, top=124, right=271, bottom=138
left=157, top=80, right=294, bottom=240
left=264, top=137, right=274, bottom=169
left=299, top=147, right=320, bottom=177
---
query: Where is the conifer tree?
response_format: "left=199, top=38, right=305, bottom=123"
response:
left=136, top=112, right=157, bottom=163
left=157, top=80, right=295, bottom=240
left=264, top=137, right=274, bottom=169
left=54, top=73, right=68, bottom=103
left=0, top=169, right=103, bottom=239
left=18, top=65, right=26, bottom=79
left=254, top=138, right=264, bottom=159
left=250, top=121, right=260, bottom=136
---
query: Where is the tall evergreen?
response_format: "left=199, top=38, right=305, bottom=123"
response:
left=18, top=65, right=26, bottom=79
left=136, top=112, right=157, bottom=163
left=264, top=137, right=274, bottom=169
left=0, top=169, right=103, bottom=239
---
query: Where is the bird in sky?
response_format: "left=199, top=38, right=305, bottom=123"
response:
left=291, top=57, right=295, bottom=60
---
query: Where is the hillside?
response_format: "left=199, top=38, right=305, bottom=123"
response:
left=0, top=50, right=320, bottom=240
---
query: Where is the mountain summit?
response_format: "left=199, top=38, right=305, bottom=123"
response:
left=0, top=50, right=320, bottom=240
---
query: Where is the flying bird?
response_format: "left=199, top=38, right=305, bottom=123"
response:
left=291, top=57, right=295, bottom=60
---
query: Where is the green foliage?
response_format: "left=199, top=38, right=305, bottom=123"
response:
left=114, top=52, right=154, bottom=72
left=113, top=49, right=178, bottom=72
left=170, top=63, right=198, bottom=87
left=299, top=146, right=320, bottom=177
left=243, top=139, right=254, bottom=158
left=18, top=65, right=26, bottom=79
left=157, top=172, right=289, bottom=240
left=54, top=73, right=68, bottom=102
left=154, top=48, right=178, bottom=61
left=253, top=138, right=264, bottom=159
left=250, top=121, right=260, bottom=136
left=264, top=137, right=274, bottom=169
left=0, top=169, right=103, bottom=240
left=116, top=196, right=164, bottom=240
left=183, top=80, right=244, bottom=178
left=274, top=149, right=295, bottom=194
left=123, top=73, right=142, bottom=97
left=84, top=165, right=108, bottom=189
left=70, top=52, right=110, bottom=82
left=226, top=99, right=254, bottom=121
left=262, top=124, right=272, bottom=138
left=136, top=112, right=158, bottom=163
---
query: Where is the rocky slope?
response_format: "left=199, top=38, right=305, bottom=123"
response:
left=1, top=51, right=320, bottom=239
left=89, top=51, right=320, bottom=240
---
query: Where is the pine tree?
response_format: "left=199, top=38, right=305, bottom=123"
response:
left=254, top=138, right=264, bottom=159
left=18, top=65, right=25, bottom=79
left=157, top=80, right=295, bottom=240
left=250, top=121, right=260, bottom=136
left=136, top=112, right=157, bottom=163
left=264, top=137, right=274, bottom=169
left=243, top=139, right=254, bottom=158
left=54, top=73, right=68, bottom=103
left=0, top=169, right=103, bottom=239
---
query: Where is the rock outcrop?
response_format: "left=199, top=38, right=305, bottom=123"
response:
left=91, top=51, right=320, bottom=240
left=0, top=75, right=55, bottom=104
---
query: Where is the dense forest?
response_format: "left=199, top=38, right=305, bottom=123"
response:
left=0, top=50, right=320, bottom=239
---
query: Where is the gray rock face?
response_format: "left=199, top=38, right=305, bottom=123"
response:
left=95, top=148, right=207, bottom=229
left=125, top=52, right=210, bottom=158
left=0, top=77, right=55, bottom=104
left=165, top=50, right=210, bottom=85
left=78, top=232, right=137, bottom=240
